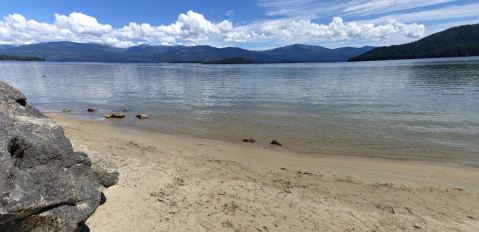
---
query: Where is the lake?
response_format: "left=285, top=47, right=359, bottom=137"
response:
left=1, top=57, right=479, bottom=165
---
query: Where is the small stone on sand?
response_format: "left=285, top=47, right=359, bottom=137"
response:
left=271, top=140, right=283, bottom=146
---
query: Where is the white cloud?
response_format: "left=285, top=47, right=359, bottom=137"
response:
left=0, top=10, right=425, bottom=47
left=115, top=11, right=235, bottom=45
left=242, top=17, right=424, bottom=43
left=54, top=12, right=112, bottom=35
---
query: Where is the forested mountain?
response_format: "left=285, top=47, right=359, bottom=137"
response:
left=0, top=42, right=128, bottom=62
left=349, top=24, right=479, bottom=61
left=0, top=41, right=373, bottom=63
left=0, top=45, right=13, bottom=50
left=261, top=44, right=374, bottom=63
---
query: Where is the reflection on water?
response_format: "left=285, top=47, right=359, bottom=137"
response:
left=1, top=57, right=479, bottom=164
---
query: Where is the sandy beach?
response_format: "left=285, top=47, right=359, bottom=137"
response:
left=49, top=114, right=479, bottom=232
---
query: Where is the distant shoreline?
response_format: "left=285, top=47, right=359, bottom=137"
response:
left=2, top=55, right=479, bottom=64
left=0, top=54, right=44, bottom=61
left=134, top=55, right=479, bottom=64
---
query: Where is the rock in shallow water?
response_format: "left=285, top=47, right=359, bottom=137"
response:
left=105, top=112, right=125, bottom=119
left=136, top=114, right=148, bottom=120
left=0, top=81, right=117, bottom=232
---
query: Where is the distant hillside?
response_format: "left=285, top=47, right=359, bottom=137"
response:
left=154, top=45, right=269, bottom=63
left=260, top=44, right=374, bottom=63
left=0, top=41, right=373, bottom=63
left=1, top=42, right=128, bottom=62
left=350, top=24, right=479, bottom=61
left=0, top=45, right=13, bottom=50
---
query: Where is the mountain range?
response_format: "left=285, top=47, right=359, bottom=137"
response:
left=0, top=42, right=374, bottom=63
left=2, top=23, right=479, bottom=63
left=350, top=24, right=479, bottom=61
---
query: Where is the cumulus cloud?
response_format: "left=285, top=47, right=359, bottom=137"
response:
left=241, top=17, right=425, bottom=43
left=0, top=11, right=425, bottom=47
left=115, top=11, right=234, bottom=45
left=54, top=12, right=112, bottom=35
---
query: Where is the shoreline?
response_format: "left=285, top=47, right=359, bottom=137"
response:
left=48, top=114, right=479, bottom=231
left=48, top=112, right=479, bottom=168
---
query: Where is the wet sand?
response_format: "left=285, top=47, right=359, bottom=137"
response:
left=49, top=114, right=479, bottom=232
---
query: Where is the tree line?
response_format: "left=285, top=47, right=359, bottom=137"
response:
left=0, top=54, right=45, bottom=61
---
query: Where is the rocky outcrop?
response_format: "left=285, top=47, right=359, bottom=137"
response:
left=0, top=82, right=117, bottom=231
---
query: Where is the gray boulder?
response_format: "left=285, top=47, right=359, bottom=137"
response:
left=0, top=82, right=116, bottom=231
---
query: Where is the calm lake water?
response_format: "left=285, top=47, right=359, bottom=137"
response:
left=1, top=58, right=479, bottom=164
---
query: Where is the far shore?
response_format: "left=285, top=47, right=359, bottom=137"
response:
left=48, top=114, right=479, bottom=231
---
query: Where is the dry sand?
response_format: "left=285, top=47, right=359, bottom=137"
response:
left=49, top=114, right=479, bottom=232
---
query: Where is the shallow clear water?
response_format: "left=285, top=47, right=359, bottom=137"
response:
left=1, top=57, right=479, bottom=164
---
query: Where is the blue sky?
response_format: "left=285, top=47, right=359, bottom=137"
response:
left=1, top=0, right=478, bottom=49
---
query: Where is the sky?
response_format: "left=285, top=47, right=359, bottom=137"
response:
left=0, top=0, right=478, bottom=49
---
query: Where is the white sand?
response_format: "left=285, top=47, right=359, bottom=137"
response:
left=50, top=114, right=479, bottom=232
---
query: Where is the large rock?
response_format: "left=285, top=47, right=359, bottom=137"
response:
left=0, top=82, right=116, bottom=231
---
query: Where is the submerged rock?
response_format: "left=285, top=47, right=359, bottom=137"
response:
left=87, top=107, right=96, bottom=112
left=105, top=112, right=125, bottom=119
left=242, top=138, right=256, bottom=143
left=0, top=81, right=117, bottom=231
left=271, top=140, right=283, bottom=146
left=62, top=108, right=72, bottom=113
left=136, top=114, right=148, bottom=120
